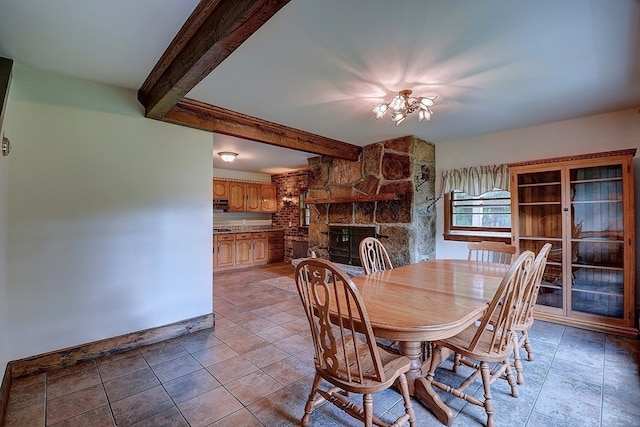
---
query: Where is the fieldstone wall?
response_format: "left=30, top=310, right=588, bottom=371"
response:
left=307, top=135, right=436, bottom=266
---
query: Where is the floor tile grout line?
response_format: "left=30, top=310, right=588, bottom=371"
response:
left=94, top=357, right=118, bottom=427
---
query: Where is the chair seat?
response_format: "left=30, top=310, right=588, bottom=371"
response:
left=316, top=334, right=412, bottom=394
left=438, top=324, right=515, bottom=363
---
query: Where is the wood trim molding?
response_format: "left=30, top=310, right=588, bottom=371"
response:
left=165, top=99, right=362, bottom=161
left=0, top=363, right=11, bottom=427
left=8, top=313, right=214, bottom=379
left=138, top=0, right=290, bottom=119
left=507, top=148, right=637, bottom=167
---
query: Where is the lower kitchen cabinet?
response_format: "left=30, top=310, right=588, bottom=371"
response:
left=214, top=234, right=235, bottom=269
left=268, top=230, right=284, bottom=262
left=214, top=231, right=272, bottom=271
left=235, top=232, right=268, bottom=267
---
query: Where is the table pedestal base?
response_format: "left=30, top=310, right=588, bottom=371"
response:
left=414, top=377, right=454, bottom=426
left=398, top=341, right=454, bottom=426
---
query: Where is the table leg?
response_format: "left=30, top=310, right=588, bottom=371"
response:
left=399, top=341, right=454, bottom=426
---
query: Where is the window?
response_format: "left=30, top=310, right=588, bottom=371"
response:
left=444, top=190, right=511, bottom=242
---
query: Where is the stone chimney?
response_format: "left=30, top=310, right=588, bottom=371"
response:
left=306, top=135, right=436, bottom=266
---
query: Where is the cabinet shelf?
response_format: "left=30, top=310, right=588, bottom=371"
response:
left=518, top=202, right=561, bottom=206
left=518, top=182, right=562, bottom=188
left=304, top=193, right=399, bottom=204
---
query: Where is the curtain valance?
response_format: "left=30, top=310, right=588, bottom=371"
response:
left=441, top=164, right=510, bottom=197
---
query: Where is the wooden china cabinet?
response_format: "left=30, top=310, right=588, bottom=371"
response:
left=509, top=149, right=637, bottom=337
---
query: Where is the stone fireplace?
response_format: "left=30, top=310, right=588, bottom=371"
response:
left=306, top=135, right=436, bottom=267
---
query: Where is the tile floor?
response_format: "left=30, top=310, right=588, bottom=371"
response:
left=4, top=262, right=640, bottom=426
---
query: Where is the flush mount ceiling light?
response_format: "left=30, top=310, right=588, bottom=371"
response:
left=218, top=151, right=238, bottom=162
left=372, top=89, right=436, bottom=126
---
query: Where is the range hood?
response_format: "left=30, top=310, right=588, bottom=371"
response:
left=213, top=199, right=229, bottom=210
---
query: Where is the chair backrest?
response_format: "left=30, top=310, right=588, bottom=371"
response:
left=468, top=250, right=535, bottom=354
left=467, top=241, right=517, bottom=265
left=359, top=237, right=393, bottom=274
left=514, top=243, right=552, bottom=327
left=294, top=258, right=386, bottom=385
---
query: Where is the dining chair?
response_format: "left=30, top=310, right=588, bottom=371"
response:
left=294, top=258, right=416, bottom=427
left=510, top=243, right=552, bottom=384
left=467, top=241, right=517, bottom=264
left=423, top=250, right=535, bottom=427
left=359, top=237, right=393, bottom=275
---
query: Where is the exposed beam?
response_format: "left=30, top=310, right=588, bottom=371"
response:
left=164, top=99, right=362, bottom=161
left=138, top=0, right=290, bottom=119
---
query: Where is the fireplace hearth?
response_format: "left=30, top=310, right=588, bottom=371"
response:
left=328, top=226, right=376, bottom=266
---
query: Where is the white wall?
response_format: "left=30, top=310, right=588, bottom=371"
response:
left=2, top=64, right=213, bottom=363
left=0, top=113, right=9, bottom=374
left=434, top=108, right=640, bottom=308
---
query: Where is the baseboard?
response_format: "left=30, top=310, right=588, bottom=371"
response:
left=8, top=312, right=214, bottom=380
left=0, top=363, right=11, bottom=427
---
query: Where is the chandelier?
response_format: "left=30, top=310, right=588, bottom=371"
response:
left=372, top=90, right=436, bottom=126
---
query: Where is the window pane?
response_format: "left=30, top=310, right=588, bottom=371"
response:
left=451, top=190, right=511, bottom=229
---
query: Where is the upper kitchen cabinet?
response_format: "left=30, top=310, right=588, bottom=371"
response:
left=226, top=180, right=277, bottom=213
left=509, top=149, right=636, bottom=337
left=213, top=179, right=229, bottom=199
left=261, top=184, right=277, bottom=212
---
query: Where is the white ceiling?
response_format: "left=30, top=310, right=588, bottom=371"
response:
left=1, top=0, right=638, bottom=174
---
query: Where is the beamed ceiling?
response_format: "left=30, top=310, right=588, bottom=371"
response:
left=137, top=0, right=361, bottom=162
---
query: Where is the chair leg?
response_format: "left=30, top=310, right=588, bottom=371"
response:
left=396, top=373, right=417, bottom=427
left=512, top=332, right=525, bottom=385
left=301, top=373, right=323, bottom=427
left=453, top=352, right=462, bottom=373
left=479, top=361, right=496, bottom=427
left=504, top=358, right=519, bottom=398
left=522, top=330, right=534, bottom=361
left=427, top=345, right=443, bottom=382
left=363, top=393, right=373, bottom=427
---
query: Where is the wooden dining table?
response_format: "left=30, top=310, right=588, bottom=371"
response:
left=349, top=259, right=509, bottom=426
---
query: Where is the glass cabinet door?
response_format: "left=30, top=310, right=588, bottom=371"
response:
left=569, top=164, right=624, bottom=319
left=515, top=170, right=564, bottom=311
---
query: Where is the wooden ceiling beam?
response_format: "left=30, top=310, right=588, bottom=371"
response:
left=138, top=0, right=361, bottom=161
left=138, top=0, right=290, bottom=119
left=164, top=99, right=361, bottom=161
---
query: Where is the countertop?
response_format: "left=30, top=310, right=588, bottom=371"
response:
left=213, top=227, right=284, bottom=235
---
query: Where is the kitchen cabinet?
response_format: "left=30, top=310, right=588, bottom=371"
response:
left=268, top=230, right=284, bottom=262
left=261, top=184, right=277, bottom=212
left=235, top=232, right=268, bottom=267
left=213, top=179, right=229, bottom=199
left=213, top=234, right=235, bottom=270
left=509, top=149, right=636, bottom=337
left=228, top=181, right=246, bottom=211
left=225, top=180, right=277, bottom=213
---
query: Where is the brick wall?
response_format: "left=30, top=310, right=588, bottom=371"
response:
left=271, top=169, right=309, bottom=262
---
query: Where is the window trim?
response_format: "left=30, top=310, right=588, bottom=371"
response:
left=444, top=191, right=512, bottom=243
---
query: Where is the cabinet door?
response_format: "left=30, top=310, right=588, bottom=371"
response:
left=512, top=167, right=565, bottom=313
left=235, top=234, right=253, bottom=266
left=253, top=235, right=268, bottom=264
left=213, top=236, right=217, bottom=270
left=213, top=179, right=229, bottom=199
left=245, top=183, right=262, bottom=212
left=261, top=184, right=277, bottom=212
left=228, top=182, right=246, bottom=211
left=215, top=236, right=235, bottom=269
left=568, top=162, right=627, bottom=321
